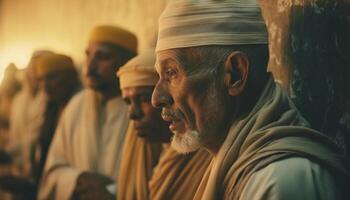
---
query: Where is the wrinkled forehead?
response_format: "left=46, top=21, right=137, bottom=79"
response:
left=155, top=49, right=185, bottom=72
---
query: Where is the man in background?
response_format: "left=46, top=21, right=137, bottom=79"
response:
left=3, top=51, right=52, bottom=177
left=38, top=25, right=137, bottom=200
left=117, top=49, right=211, bottom=200
left=0, top=53, right=80, bottom=200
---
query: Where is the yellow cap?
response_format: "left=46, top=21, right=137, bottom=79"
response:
left=36, top=54, right=76, bottom=77
left=117, top=49, right=158, bottom=89
left=89, top=25, right=138, bottom=53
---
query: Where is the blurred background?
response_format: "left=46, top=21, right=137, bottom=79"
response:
left=0, top=0, right=168, bottom=81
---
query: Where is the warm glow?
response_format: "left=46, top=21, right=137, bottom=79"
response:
left=0, top=42, right=78, bottom=83
left=0, top=44, right=35, bottom=82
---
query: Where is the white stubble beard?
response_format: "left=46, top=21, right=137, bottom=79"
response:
left=170, top=129, right=201, bottom=154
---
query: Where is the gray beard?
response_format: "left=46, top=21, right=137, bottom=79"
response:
left=170, top=129, right=201, bottom=154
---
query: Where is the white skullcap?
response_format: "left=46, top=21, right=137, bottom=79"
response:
left=156, top=0, right=268, bottom=52
left=117, top=49, right=158, bottom=90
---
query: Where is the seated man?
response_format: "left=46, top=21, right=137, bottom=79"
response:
left=117, top=49, right=211, bottom=200
left=0, top=53, right=80, bottom=200
left=38, top=25, right=137, bottom=200
left=4, top=50, right=52, bottom=177
left=152, top=0, right=350, bottom=199
left=34, top=53, right=81, bottom=185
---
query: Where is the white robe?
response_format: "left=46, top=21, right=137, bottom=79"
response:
left=38, top=89, right=129, bottom=200
left=240, top=157, right=343, bottom=200
left=7, top=87, right=47, bottom=177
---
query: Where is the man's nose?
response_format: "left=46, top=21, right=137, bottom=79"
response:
left=129, top=104, right=143, bottom=120
left=152, top=81, right=173, bottom=108
left=85, top=57, right=97, bottom=75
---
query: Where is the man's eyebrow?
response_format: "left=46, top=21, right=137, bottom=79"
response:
left=160, top=57, right=181, bottom=69
left=155, top=57, right=171, bottom=73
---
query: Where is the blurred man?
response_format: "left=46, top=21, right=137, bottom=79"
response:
left=0, top=53, right=80, bottom=200
left=33, top=53, right=81, bottom=185
left=5, top=51, right=52, bottom=176
left=152, top=0, right=350, bottom=199
left=0, top=63, right=21, bottom=135
left=38, top=25, right=137, bottom=200
left=117, top=49, right=211, bottom=200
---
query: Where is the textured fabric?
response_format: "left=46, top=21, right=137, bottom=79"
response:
left=156, top=0, right=268, bottom=52
left=36, top=54, right=75, bottom=77
left=89, top=25, right=138, bottom=53
left=193, top=78, right=350, bottom=200
left=117, top=122, right=163, bottom=200
left=149, top=147, right=211, bottom=200
left=7, top=88, right=47, bottom=177
left=239, top=157, right=343, bottom=200
left=38, top=89, right=129, bottom=200
left=117, top=49, right=158, bottom=90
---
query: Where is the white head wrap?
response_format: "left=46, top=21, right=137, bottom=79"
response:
left=156, top=0, right=268, bottom=52
left=117, top=49, right=158, bottom=90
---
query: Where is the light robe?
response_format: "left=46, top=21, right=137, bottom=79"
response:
left=38, top=89, right=128, bottom=200
left=7, top=87, right=47, bottom=176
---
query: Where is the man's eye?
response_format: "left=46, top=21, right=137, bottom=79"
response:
left=165, top=68, right=177, bottom=79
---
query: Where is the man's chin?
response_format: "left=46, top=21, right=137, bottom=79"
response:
left=170, top=130, right=201, bottom=154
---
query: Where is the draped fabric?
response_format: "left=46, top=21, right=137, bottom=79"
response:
left=117, top=122, right=163, bottom=200
left=38, top=89, right=129, bottom=200
left=150, top=147, right=211, bottom=200
left=7, top=88, right=47, bottom=177
left=194, top=78, right=350, bottom=200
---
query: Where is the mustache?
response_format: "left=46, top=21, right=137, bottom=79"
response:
left=161, top=108, right=183, bottom=121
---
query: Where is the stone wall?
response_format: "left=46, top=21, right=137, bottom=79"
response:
left=259, top=0, right=350, bottom=154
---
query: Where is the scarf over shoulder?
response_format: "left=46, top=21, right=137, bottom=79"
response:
left=117, top=122, right=163, bottom=200
left=194, top=78, right=350, bottom=200
left=150, top=147, right=211, bottom=200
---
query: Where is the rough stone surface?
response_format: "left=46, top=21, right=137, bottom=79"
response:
left=260, top=0, right=350, bottom=155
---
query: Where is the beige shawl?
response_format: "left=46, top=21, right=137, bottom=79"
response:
left=194, top=78, right=350, bottom=200
left=150, top=147, right=211, bottom=200
left=117, top=122, right=163, bottom=200
left=38, top=89, right=129, bottom=200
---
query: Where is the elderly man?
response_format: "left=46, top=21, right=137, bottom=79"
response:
left=152, top=0, right=349, bottom=200
left=117, top=49, right=211, bottom=200
left=38, top=25, right=137, bottom=200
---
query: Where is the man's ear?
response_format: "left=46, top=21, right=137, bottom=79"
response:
left=223, top=51, right=249, bottom=96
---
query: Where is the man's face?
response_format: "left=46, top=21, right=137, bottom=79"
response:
left=85, top=42, right=122, bottom=92
left=152, top=49, right=230, bottom=153
left=38, top=71, right=73, bottom=102
left=122, top=86, right=171, bottom=143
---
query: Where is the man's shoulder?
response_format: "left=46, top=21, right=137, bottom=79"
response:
left=64, top=89, right=89, bottom=111
left=59, top=89, right=89, bottom=122
left=240, top=157, right=342, bottom=200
